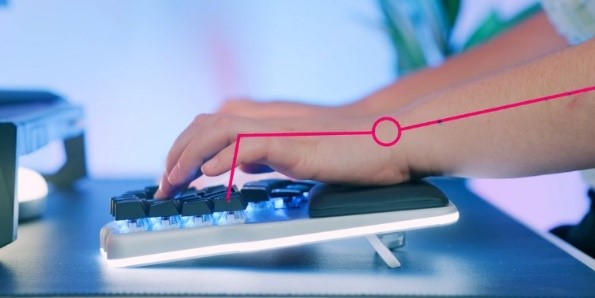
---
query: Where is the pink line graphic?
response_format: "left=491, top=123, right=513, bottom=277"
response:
left=401, top=85, right=595, bottom=131
left=225, top=85, right=595, bottom=201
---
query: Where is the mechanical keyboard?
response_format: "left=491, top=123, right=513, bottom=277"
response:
left=100, top=179, right=459, bottom=268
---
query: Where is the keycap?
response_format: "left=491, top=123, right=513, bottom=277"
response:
left=147, top=199, right=181, bottom=218
left=110, top=197, right=121, bottom=216
left=179, top=197, right=213, bottom=216
left=112, top=198, right=149, bottom=220
left=268, top=181, right=315, bottom=208
left=144, top=185, right=159, bottom=198
left=212, top=192, right=247, bottom=212
left=241, top=179, right=292, bottom=202
left=202, top=184, right=227, bottom=196
left=111, top=196, right=140, bottom=217
left=178, top=187, right=204, bottom=199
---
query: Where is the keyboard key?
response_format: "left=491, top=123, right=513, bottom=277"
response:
left=180, top=197, right=213, bottom=216
left=178, top=187, right=204, bottom=199
left=202, top=184, right=227, bottom=196
left=213, top=192, right=247, bottom=212
left=144, top=185, right=159, bottom=198
left=113, top=198, right=149, bottom=221
left=202, top=185, right=238, bottom=198
left=110, top=196, right=123, bottom=216
left=147, top=199, right=181, bottom=218
left=241, top=179, right=292, bottom=202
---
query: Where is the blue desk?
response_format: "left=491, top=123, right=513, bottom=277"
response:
left=0, top=178, right=593, bottom=296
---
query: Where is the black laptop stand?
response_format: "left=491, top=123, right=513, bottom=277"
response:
left=0, top=90, right=86, bottom=248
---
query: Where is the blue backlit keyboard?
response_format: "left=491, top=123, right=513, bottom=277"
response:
left=100, top=179, right=459, bottom=268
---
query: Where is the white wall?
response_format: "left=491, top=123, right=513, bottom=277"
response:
left=2, top=0, right=394, bottom=177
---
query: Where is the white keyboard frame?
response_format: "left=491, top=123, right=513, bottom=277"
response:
left=100, top=202, right=459, bottom=268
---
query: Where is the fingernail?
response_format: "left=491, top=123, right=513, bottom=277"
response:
left=153, top=175, right=167, bottom=199
left=167, top=162, right=183, bottom=185
left=154, top=182, right=162, bottom=197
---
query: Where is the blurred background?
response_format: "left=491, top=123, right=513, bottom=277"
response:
left=1, top=0, right=589, bottom=233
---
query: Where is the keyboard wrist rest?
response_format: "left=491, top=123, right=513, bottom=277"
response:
left=308, top=180, right=449, bottom=218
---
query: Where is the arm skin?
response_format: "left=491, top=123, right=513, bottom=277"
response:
left=396, top=39, right=595, bottom=180
left=154, top=39, right=595, bottom=198
left=218, top=12, right=569, bottom=118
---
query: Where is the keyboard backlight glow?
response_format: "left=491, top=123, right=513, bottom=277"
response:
left=273, top=198, right=284, bottom=209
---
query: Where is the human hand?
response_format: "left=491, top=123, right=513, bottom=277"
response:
left=154, top=113, right=413, bottom=199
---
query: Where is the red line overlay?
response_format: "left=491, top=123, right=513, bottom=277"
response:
left=225, top=85, right=595, bottom=200
left=402, top=85, right=595, bottom=131
left=236, top=131, right=372, bottom=138
left=226, top=130, right=373, bottom=200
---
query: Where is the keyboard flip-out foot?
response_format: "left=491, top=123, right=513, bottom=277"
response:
left=380, top=232, right=405, bottom=250
left=365, top=234, right=401, bottom=268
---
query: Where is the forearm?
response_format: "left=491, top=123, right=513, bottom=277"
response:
left=397, top=39, right=595, bottom=179
left=344, top=12, right=569, bottom=116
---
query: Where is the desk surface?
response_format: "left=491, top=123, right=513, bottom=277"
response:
left=0, top=178, right=593, bottom=297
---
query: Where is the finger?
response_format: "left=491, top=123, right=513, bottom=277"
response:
left=201, top=138, right=271, bottom=177
left=239, top=163, right=274, bottom=174
left=201, top=137, right=306, bottom=178
left=153, top=170, right=193, bottom=199
left=154, top=174, right=173, bottom=199
left=166, top=121, right=237, bottom=188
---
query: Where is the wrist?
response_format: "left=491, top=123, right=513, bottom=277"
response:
left=387, top=112, right=447, bottom=180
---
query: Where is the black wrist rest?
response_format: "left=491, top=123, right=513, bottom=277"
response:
left=308, top=180, right=449, bottom=218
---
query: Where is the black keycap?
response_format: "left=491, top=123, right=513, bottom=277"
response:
left=212, top=192, right=247, bottom=212
left=178, top=187, right=204, bottom=199
left=147, top=199, right=181, bottom=218
left=144, top=185, right=159, bottom=198
left=111, top=196, right=124, bottom=216
left=113, top=198, right=149, bottom=220
left=202, top=184, right=227, bottom=196
left=241, top=179, right=292, bottom=202
left=111, top=195, right=147, bottom=216
left=180, top=197, right=213, bottom=216
left=203, top=185, right=238, bottom=199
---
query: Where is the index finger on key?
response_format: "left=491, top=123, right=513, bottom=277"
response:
left=166, top=115, right=240, bottom=188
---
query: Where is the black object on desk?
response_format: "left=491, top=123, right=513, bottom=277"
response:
left=0, top=90, right=86, bottom=249
left=0, top=178, right=593, bottom=297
